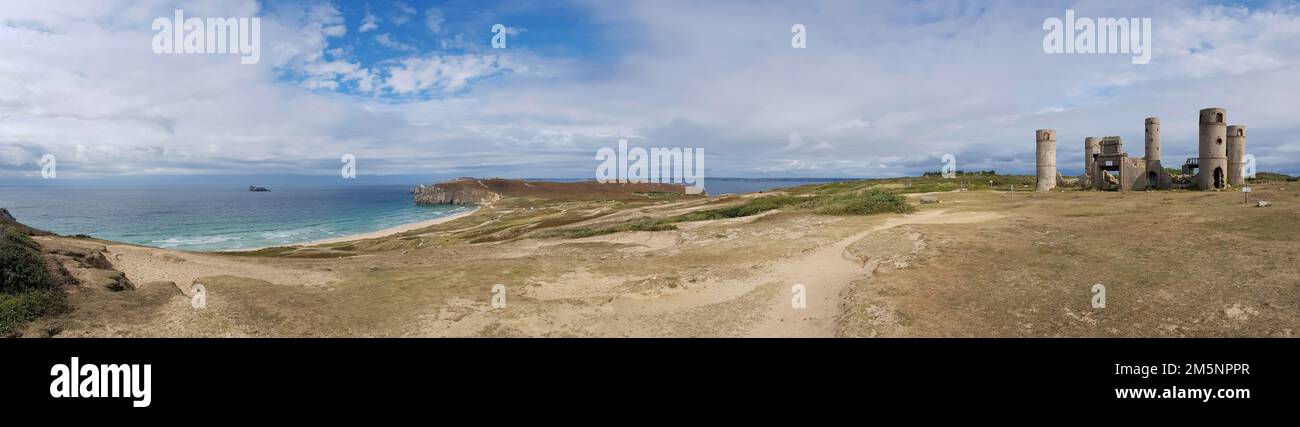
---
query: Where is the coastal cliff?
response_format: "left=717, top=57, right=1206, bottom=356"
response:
left=412, top=178, right=695, bottom=206
left=412, top=179, right=504, bottom=205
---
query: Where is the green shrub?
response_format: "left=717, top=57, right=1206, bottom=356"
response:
left=664, top=191, right=912, bottom=220
left=0, top=225, right=65, bottom=335
left=0, top=288, right=66, bottom=335
left=666, top=196, right=801, bottom=222
left=1251, top=172, right=1294, bottom=182
left=539, top=190, right=915, bottom=239
left=803, top=191, right=915, bottom=215
left=537, top=217, right=678, bottom=238
left=0, top=226, right=56, bottom=293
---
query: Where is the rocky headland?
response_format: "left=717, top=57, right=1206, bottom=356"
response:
left=412, top=177, right=695, bottom=206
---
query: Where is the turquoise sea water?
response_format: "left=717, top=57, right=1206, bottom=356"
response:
left=0, top=185, right=469, bottom=251
left=0, top=179, right=848, bottom=252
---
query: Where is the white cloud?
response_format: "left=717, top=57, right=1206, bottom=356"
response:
left=312, top=4, right=347, bottom=37
left=425, top=8, right=445, bottom=33
left=359, top=11, right=379, bottom=33
left=301, top=60, right=378, bottom=93
left=383, top=54, right=524, bottom=95
left=1, top=0, right=1299, bottom=180
left=374, top=33, right=414, bottom=51
left=392, top=1, right=416, bottom=25
left=501, top=25, right=526, bottom=36
left=438, top=34, right=470, bottom=50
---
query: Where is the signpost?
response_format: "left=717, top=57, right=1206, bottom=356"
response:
left=1243, top=186, right=1252, bottom=203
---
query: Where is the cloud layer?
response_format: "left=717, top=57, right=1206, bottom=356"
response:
left=1, top=0, right=1298, bottom=181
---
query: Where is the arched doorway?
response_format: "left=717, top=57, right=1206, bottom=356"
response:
left=1148, top=171, right=1158, bottom=189
left=1213, top=167, right=1225, bottom=189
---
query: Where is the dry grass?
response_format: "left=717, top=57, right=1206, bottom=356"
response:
left=21, top=177, right=1300, bottom=338
left=838, top=185, right=1300, bottom=337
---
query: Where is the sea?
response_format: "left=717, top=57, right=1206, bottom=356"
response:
left=0, top=178, right=851, bottom=251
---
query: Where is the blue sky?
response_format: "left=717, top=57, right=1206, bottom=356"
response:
left=1, top=0, right=1299, bottom=184
left=275, top=0, right=616, bottom=98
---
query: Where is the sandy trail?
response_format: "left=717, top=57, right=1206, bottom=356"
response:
left=105, top=244, right=339, bottom=289
left=747, top=209, right=1002, bottom=337
left=577, top=209, right=1001, bottom=336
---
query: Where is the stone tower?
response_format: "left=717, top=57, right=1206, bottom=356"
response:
left=1227, top=125, right=1246, bottom=186
left=1144, top=118, right=1161, bottom=168
left=1144, top=117, right=1162, bottom=189
left=1198, top=108, right=1228, bottom=190
left=1084, top=137, right=1100, bottom=188
left=1035, top=129, right=1057, bottom=191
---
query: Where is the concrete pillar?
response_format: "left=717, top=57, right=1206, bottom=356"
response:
left=1198, top=108, right=1228, bottom=190
left=1227, top=125, right=1246, bottom=186
left=1036, top=129, right=1057, bottom=191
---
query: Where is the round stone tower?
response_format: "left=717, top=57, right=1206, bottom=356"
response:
left=1227, top=125, right=1246, bottom=186
left=1084, top=137, right=1100, bottom=187
left=1144, top=118, right=1162, bottom=189
left=1198, top=108, right=1228, bottom=190
left=1144, top=117, right=1161, bottom=164
left=1035, top=129, right=1057, bottom=191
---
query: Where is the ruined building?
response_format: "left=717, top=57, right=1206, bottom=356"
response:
left=1058, top=107, right=1247, bottom=192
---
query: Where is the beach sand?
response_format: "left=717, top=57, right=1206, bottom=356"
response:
left=300, top=207, right=479, bottom=247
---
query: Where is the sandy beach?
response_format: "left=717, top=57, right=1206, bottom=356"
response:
left=299, top=207, right=480, bottom=247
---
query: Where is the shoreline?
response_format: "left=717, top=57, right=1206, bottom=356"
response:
left=298, top=206, right=480, bottom=247
left=220, top=206, right=480, bottom=252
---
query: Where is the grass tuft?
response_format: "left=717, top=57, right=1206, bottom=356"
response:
left=802, top=191, right=914, bottom=215
left=536, top=217, right=678, bottom=238
left=0, top=225, right=66, bottom=335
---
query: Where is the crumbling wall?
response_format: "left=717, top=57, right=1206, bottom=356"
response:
left=1120, top=157, right=1149, bottom=191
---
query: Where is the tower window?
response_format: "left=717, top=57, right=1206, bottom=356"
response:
left=1216, top=113, right=1223, bottom=122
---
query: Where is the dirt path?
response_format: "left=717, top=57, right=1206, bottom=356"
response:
left=105, top=244, right=339, bottom=289
left=748, top=209, right=1002, bottom=337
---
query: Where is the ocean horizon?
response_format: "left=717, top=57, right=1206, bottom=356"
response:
left=0, top=178, right=849, bottom=251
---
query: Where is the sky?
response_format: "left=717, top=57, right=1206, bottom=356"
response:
left=1, top=0, right=1299, bottom=184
